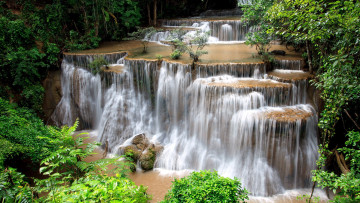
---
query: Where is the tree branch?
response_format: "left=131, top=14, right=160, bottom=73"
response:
left=344, top=109, right=360, bottom=130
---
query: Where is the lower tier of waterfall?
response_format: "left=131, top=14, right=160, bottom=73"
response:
left=52, top=53, right=319, bottom=197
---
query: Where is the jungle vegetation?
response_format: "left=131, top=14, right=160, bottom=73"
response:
left=243, top=0, right=360, bottom=201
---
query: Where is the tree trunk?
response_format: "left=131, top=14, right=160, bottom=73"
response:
left=153, top=0, right=157, bottom=27
left=147, top=3, right=152, bottom=26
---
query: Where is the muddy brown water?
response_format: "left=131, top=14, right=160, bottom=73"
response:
left=66, top=41, right=303, bottom=65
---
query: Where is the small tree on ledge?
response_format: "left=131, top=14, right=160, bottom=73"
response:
left=124, top=26, right=157, bottom=53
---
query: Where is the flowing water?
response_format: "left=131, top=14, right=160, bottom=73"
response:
left=52, top=16, right=325, bottom=201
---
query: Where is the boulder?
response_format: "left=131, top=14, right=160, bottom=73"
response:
left=132, top=133, right=150, bottom=151
left=139, top=148, right=156, bottom=171
left=123, top=145, right=142, bottom=161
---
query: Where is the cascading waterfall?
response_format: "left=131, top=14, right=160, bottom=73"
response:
left=52, top=51, right=318, bottom=197
left=219, top=24, right=233, bottom=41
left=156, top=19, right=252, bottom=42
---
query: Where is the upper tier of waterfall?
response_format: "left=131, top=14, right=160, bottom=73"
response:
left=148, top=17, right=258, bottom=43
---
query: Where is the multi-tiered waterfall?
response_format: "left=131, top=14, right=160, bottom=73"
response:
left=51, top=17, right=320, bottom=198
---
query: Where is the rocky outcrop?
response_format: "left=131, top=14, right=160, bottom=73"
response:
left=120, top=133, right=163, bottom=171
left=42, top=70, right=62, bottom=124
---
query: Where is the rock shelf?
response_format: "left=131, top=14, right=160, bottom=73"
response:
left=268, top=70, right=313, bottom=82
left=264, top=107, right=313, bottom=123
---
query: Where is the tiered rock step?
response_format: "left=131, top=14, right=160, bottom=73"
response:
left=104, top=64, right=124, bottom=74
left=63, top=52, right=127, bottom=69
left=267, top=70, right=313, bottom=83
left=159, top=17, right=251, bottom=41
left=263, top=106, right=313, bottom=123
left=196, top=62, right=266, bottom=78
left=198, top=76, right=292, bottom=106
left=274, top=59, right=305, bottom=70
left=207, top=77, right=291, bottom=89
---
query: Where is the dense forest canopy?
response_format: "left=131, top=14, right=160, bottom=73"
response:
left=0, top=0, right=359, bottom=202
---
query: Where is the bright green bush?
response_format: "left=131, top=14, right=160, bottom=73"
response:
left=44, top=173, right=151, bottom=202
left=170, top=49, right=182, bottom=60
left=162, top=170, right=248, bottom=203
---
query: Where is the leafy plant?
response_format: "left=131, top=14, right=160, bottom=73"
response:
left=0, top=167, right=34, bottom=203
left=170, top=49, right=182, bottom=60
left=44, top=173, right=151, bottom=202
left=312, top=131, right=360, bottom=203
left=162, top=170, right=248, bottom=203
left=0, top=98, right=58, bottom=166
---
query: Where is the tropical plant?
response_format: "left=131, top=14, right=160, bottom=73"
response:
left=0, top=167, right=34, bottom=203
left=162, top=170, right=248, bottom=202
left=0, top=98, right=58, bottom=167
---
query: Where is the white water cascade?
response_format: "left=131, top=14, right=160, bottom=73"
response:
left=52, top=51, right=319, bottom=197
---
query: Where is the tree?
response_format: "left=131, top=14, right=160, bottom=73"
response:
left=125, top=26, right=158, bottom=53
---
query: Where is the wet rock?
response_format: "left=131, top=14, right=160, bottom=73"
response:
left=43, top=70, right=62, bottom=123
left=123, top=145, right=142, bottom=161
left=132, top=133, right=150, bottom=151
left=270, top=50, right=286, bottom=56
left=139, top=148, right=156, bottom=171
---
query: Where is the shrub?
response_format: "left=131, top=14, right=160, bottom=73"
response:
left=0, top=98, right=58, bottom=167
left=170, top=49, right=182, bottom=60
left=162, top=170, right=248, bottom=203
left=46, top=173, right=151, bottom=202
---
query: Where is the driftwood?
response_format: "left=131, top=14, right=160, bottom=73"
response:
left=335, top=151, right=350, bottom=174
left=103, top=140, right=108, bottom=158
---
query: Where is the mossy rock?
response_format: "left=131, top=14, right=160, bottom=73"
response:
left=139, top=149, right=156, bottom=171
left=123, top=145, right=142, bottom=162
left=132, top=133, right=150, bottom=151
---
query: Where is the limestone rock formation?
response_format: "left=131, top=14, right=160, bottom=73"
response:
left=120, top=133, right=163, bottom=171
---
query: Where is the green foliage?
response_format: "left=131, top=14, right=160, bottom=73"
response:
left=89, top=56, right=109, bottom=75
left=242, top=1, right=360, bottom=201
left=242, top=0, right=274, bottom=59
left=125, top=26, right=157, bottom=53
left=65, top=30, right=102, bottom=51
left=35, top=120, right=149, bottom=202
left=245, top=25, right=271, bottom=55
left=46, top=173, right=150, bottom=202
left=162, top=170, right=248, bottom=203
left=0, top=98, right=58, bottom=166
left=313, top=131, right=360, bottom=202
left=0, top=167, right=33, bottom=203
left=0, top=16, right=48, bottom=114
left=170, top=50, right=182, bottom=60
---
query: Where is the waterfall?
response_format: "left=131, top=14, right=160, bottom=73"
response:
left=156, top=19, right=252, bottom=42
left=219, top=24, right=233, bottom=41
left=52, top=53, right=318, bottom=197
